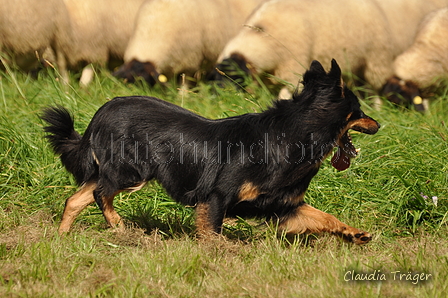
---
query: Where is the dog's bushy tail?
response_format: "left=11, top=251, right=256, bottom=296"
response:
left=41, top=106, right=87, bottom=184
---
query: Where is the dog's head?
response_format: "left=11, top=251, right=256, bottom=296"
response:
left=294, top=59, right=380, bottom=171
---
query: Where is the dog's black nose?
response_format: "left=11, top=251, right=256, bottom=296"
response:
left=375, top=120, right=381, bottom=129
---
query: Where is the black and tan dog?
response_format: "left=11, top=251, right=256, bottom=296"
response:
left=42, top=59, right=379, bottom=244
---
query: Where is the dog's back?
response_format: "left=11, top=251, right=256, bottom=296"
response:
left=43, top=97, right=222, bottom=204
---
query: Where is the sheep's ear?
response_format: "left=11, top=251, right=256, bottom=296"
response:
left=329, top=59, right=344, bottom=97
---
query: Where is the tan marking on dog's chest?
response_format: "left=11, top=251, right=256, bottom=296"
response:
left=125, top=182, right=147, bottom=193
left=91, top=149, right=100, bottom=165
left=289, top=193, right=305, bottom=205
left=238, top=182, right=261, bottom=202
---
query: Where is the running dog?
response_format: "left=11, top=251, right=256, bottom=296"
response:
left=42, top=59, right=380, bottom=244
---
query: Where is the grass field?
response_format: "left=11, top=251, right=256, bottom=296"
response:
left=1, top=68, right=447, bottom=297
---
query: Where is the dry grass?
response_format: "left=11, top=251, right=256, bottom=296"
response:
left=1, top=209, right=447, bottom=297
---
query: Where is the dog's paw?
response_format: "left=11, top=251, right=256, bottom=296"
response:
left=341, top=228, right=372, bottom=245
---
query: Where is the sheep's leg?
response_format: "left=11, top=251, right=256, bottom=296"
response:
left=80, top=65, right=95, bottom=87
left=54, top=47, right=69, bottom=84
left=275, top=58, right=308, bottom=99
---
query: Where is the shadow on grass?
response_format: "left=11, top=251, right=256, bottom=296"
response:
left=125, top=205, right=334, bottom=246
left=125, top=202, right=195, bottom=238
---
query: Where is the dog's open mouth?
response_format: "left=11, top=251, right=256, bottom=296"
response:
left=331, top=131, right=359, bottom=171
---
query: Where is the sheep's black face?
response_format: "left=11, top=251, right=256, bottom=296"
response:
left=382, top=76, right=425, bottom=111
left=113, top=59, right=161, bottom=86
left=208, top=53, right=252, bottom=88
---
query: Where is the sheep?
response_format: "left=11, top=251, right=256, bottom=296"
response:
left=381, top=0, right=448, bottom=53
left=382, top=7, right=448, bottom=111
left=113, top=0, right=265, bottom=87
left=212, top=0, right=448, bottom=98
left=0, top=0, right=71, bottom=78
left=63, top=0, right=145, bottom=85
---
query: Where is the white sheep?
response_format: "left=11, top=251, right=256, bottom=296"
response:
left=382, top=7, right=448, bottom=111
left=381, top=0, right=448, bottom=53
left=113, top=0, right=265, bottom=86
left=63, top=0, right=145, bottom=85
left=214, top=0, right=448, bottom=98
left=390, top=8, right=448, bottom=91
left=0, top=0, right=71, bottom=78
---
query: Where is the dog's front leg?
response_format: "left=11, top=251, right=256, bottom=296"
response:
left=195, top=195, right=225, bottom=239
left=278, top=203, right=372, bottom=244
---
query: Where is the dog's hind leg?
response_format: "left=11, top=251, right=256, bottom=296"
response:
left=59, top=182, right=96, bottom=234
left=102, top=194, right=125, bottom=230
left=278, top=203, right=372, bottom=245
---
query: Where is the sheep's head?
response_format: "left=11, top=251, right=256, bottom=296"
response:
left=113, top=59, right=166, bottom=86
left=381, top=76, right=425, bottom=111
left=208, top=53, right=253, bottom=88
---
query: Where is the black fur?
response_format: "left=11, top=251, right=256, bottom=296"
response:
left=42, top=59, right=379, bottom=236
left=208, top=53, right=252, bottom=88
left=381, top=76, right=425, bottom=111
left=113, top=59, right=161, bottom=86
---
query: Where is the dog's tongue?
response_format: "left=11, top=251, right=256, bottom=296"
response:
left=331, top=147, right=351, bottom=171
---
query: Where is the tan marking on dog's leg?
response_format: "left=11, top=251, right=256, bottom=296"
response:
left=101, top=194, right=124, bottom=230
left=59, top=183, right=96, bottom=234
left=238, top=181, right=260, bottom=202
left=278, top=203, right=371, bottom=245
left=195, top=202, right=217, bottom=238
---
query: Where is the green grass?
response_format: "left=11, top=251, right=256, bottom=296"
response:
left=1, top=68, right=448, bottom=297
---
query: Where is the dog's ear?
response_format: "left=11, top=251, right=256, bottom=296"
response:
left=329, top=59, right=344, bottom=97
left=309, top=60, right=326, bottom=74
left=302, top=60, right=326, bottom=86
left=329, top=59, right=341, bottom=79
left=295, top=59, right=344, bottom=103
